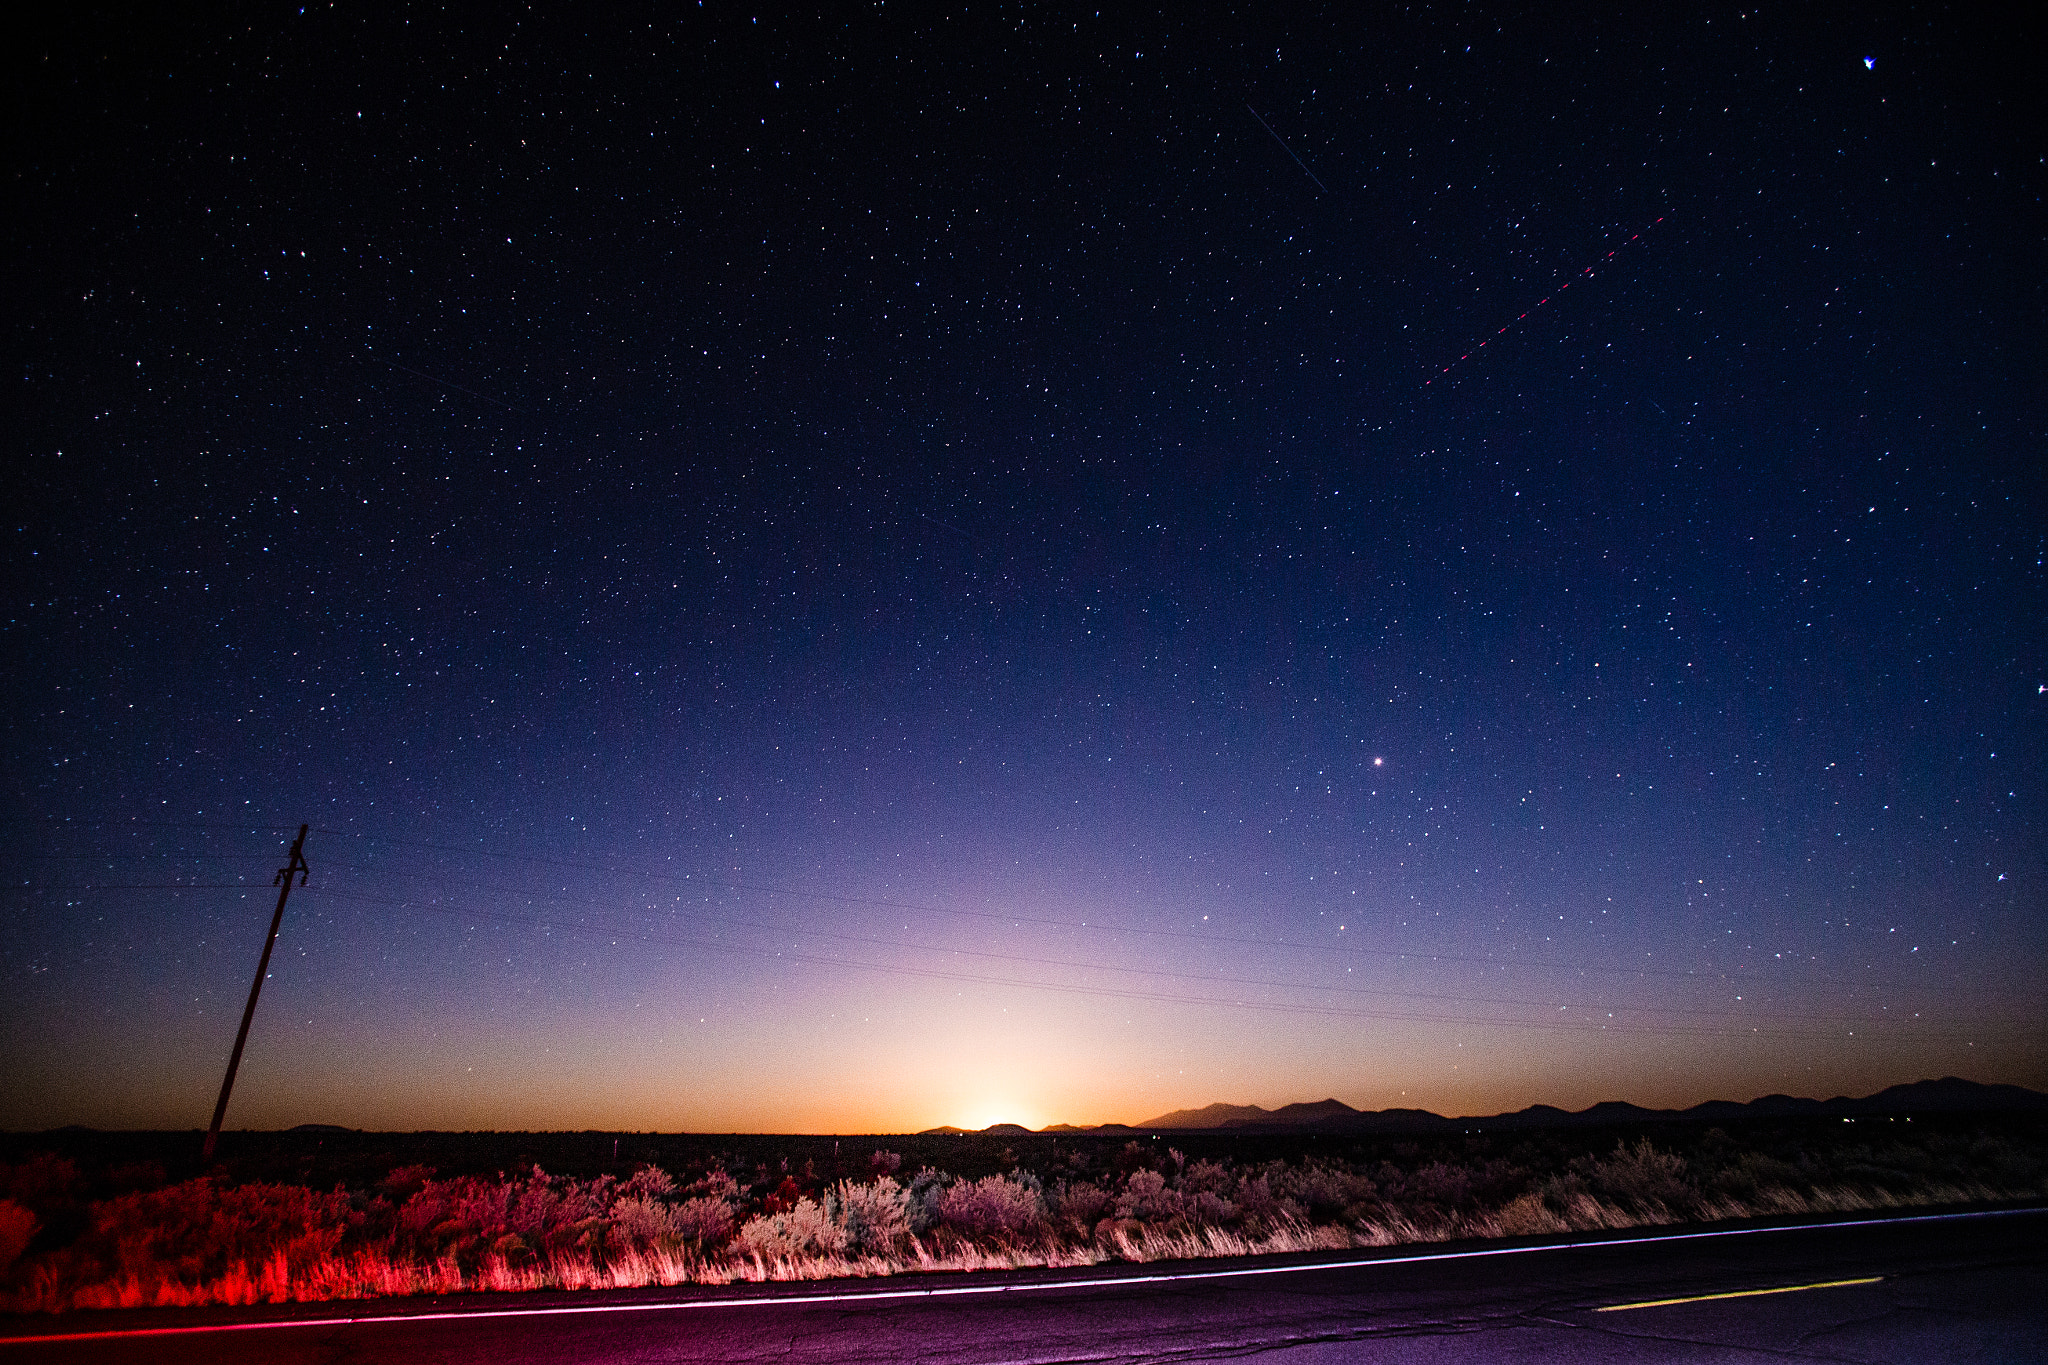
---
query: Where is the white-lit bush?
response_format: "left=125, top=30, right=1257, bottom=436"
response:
left=734, top=1197, right=848, bottom=1260
left=826, top=1176, right=910, bottom=1255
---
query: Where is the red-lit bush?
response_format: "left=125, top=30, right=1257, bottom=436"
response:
left=0, top=1202, right=37, bottom=1274
left=4, top=1128, right=2043, bottom=1312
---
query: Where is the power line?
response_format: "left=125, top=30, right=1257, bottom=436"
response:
left=297, top=832, right=2007, bottom=998
left=290, top=875, right=1929, bottom=1029
left=18, top=883, right=269, bottom=891
left=23, top=826, right=2014, bottom=1003
left=6, top=853, right=278, bottom=863
left=301, top=887, right=1975, bottom=1045
left=0, top=818, right=306, bottom=834
left=25, top=865, right=1989, bottom=1022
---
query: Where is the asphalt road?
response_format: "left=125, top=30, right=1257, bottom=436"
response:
left=4, top=1208, right=2044, bottom=1363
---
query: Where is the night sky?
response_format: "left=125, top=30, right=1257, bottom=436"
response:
left=6, top=4, right=2042, bottom=1136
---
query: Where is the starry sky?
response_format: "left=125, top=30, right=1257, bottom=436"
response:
left=5, top=3, right=2043, bottom=1136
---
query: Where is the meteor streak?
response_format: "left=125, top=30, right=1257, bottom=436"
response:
left=1247, top=104, right=1327, bottom=193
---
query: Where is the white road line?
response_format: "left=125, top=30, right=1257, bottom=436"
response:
left=2, top=1207, right=2033, bottom=1346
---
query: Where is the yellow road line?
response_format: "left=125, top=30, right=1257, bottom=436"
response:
left=1596, top=1276, right=1883, bottom=1312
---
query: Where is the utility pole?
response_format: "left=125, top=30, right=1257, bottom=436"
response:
left=202, top=824, right=310, bottom=1162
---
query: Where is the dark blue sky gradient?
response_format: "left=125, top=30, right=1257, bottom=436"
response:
left=5, top=3, right=2042, bottom=1132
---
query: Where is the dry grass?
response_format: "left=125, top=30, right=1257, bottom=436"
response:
left=17, top=1179, right=2010, bottom=1311
left=3, top=1141, right=2039, bottom=1314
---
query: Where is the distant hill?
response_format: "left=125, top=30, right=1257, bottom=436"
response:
left=1125, top=1078, right=2047, bottom=1134
left=922, top=1080, right=2045, bottom=1137
left=1138, top=1102, right=1277, bottom=1129
left=1261, top=1099, right=1361, bottom=1126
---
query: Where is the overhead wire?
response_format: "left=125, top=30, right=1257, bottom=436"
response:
left=294, top=830, right=2007, bottom=998
left=14, top=827, right=2014, bottom=1027
left=299, top=884, right=1978, bottom=1045
left=280, top=866, right=1939, bottom=1029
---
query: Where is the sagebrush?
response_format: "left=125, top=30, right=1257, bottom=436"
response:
left=3, top=1128, right=2041, bottom=1312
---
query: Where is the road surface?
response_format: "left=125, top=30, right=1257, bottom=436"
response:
left=4, top=1207, right=2043, bottom=1362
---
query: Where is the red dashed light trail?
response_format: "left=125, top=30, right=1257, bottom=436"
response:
left=1426, top=216, right=1665, bottom=386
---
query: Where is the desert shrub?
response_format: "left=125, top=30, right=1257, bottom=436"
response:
left=734, top=1198, right=847, bottom=1260
left=1466, top=1160, right=1535, bottom=1206
left=1579, top=1141, right=1692, bottom=1213
left=1269, top=1160, right=1373, bottom=1220
left=0, top=1201, right=38, bottom=1274
left=1231, top=1171, right=1283, bottom=1227
left=388, top=1166, right=685, bottom=1262
left=1112, top=1142, right=1156, bottom=1177
left=1136, top=1158, right=1242, bottom=1225
left=759, top=1177, right=805, bottom=1215
left=1047, top=1180, right=1113, bottom=1235
left=105, top=1162, right=168, bottom=1195
left=1400, top=1162, right=1473, bottom=1210
left=1835, top=1152, right=1929, bottom=1192
left=491, top=1231, right=534, bottom=1264
left=377, top=1165, right=436, bottom=1203
left=1967, top=1135, right=2044, bottom=1189
left=0, top=1154, right=80, bottom=1211
left=669, top=1195, right=737, bottom=1245
left=58, top=1179, right=353, bottom=1300
left=1533, top=1171, right=1587, bottom=1210
left=870, top=1150, right=903, bottom=1177
left=935, top=1173, right=1044, bottom=1237
left=622, top=1165, right=676, bottom=1200
left=1708, top=1150, right=1803, bottom=1199
left=905, top=1168, right=950, bottom=1233
left=1490, top=1192, right=1570, bottom=1236
left=827, top=1177, right=911, bottom=1255
left=2, top=1122, right=2035, bottom=1312
left=686, top=1169, right=742, bottom=1202
left=551, top=1173, right=618, bottom=1228
left=399, top=1175, right=506, bottom=1246
left=1870, top=1141, right=1937, bottom=1177
left=1115, top=1170, right=1185, bottom=1223
left=607, top=1196, right=676, bottom=1248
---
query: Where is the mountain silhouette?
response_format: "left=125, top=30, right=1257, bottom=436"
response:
left=1125, top=1077, right=2045, bottom=1134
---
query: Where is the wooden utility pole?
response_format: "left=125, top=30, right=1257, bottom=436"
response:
left=202, top=824, right=310, bottom=1162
